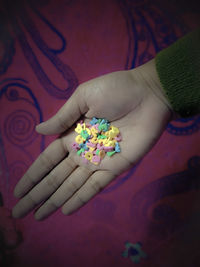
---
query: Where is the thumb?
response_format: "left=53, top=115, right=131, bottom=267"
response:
left=36, top=88, right=88, bottom=135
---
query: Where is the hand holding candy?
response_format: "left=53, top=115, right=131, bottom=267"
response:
left=72, top=118, right=122, bottom=165
left=12, top=59, right=172, bottom=220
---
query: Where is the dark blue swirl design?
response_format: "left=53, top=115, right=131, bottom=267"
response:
left=3, top=0, right=78, bottom=99
left=119, top=0, right=200, bottom=135
left=142, top=4, right=182, bottom=50
left=134, top=11, right=154, bottom=65
left=118, top=0, right=149, bottom=69
left=4, top=110, right=37, bottom=147
left=0, top=131, right=9, bottom=190
left=104, top=0, right=195, bottom=193
left=167, top=116, right=200, bottom=135
left=0, top=10, right=15, bottom=75
left=30, top=2, right=67, bottom=54
left=117, top=0, right=139, bottom=69
left=118, top=0, right=186, bottom=69
left=0, top=78, right=45, bottom=151
left=129, top=156, right=200, bottom=241
left=136, top=8, right=159, bottom=53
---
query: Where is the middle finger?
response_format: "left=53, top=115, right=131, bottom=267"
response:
left=12, top=155, right=77, bottom=218
left=34, top=166, right=93, bottom=220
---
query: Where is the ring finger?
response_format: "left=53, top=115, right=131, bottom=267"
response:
left=34, top=166, right=93, bottom=220
left=12, top=155, right=77, bottom=218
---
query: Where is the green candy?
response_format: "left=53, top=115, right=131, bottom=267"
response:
left=97, top=134, right=107, bottom=139
left=98, top=124, right=109, bottom=132
left=107, top=151, right=116, bottom=157
left=80, top=130, right=89, bottom=139
left=77, top=148, right=85, bottom=155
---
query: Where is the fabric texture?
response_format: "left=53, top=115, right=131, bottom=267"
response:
left=1, top=1, right=200, bottom=266
left=155, top=28, right=200, bottom=117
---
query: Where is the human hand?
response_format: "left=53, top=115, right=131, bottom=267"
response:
left=12, top=59, right=173, bottom=220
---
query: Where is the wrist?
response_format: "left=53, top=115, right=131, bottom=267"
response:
left=131, top=59, right=177, bottom=120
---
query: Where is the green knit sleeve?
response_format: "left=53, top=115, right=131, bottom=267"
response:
left=155, top=29, right=200, bottom=117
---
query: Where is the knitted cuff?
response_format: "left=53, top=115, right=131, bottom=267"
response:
left=155, top=29, right=200, bottom=117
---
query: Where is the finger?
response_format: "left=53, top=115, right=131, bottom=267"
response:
left=34, top=166, right=93, bottom=220
left=14, top=138, right=67, bottom=198
left=36, top=87, right=88, bottom=135
left=12, top=156, right=77, bottom=219
left=62, top=170, right=115, bottom=215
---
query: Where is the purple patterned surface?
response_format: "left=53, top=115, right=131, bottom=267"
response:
left=0, top=0, right=200, bottom=266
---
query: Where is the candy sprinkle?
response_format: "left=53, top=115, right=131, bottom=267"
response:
left=72, top=117, right=122, bottom=165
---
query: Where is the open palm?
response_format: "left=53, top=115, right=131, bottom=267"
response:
left=12, top=60, right=172, bottom=220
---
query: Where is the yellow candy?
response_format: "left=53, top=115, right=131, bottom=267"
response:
left=102, top=139, right=108, bottom=145
left=104, top=131, right=110, bottom=137
left=86, top=128, right=91, bottom=135
left=98, top=139, right=103, bottom=144
left=93, top=134, right=98, bottom=139
left=91, top=127, right=98, bottom=136
left=92, top=161, right=99, bottom=165
left=75, top=135, right=84, bottom=144
left=82, top=123, right=86, bottom=130
left=102, top=138, right=114, bottom=146
left=108, top=132, right=115, bottom=138
left=111, top=126, right=119, bottom=134
left=74, top=119, right=121, bottom=165
left=109, top=126, right=119, bottom=138
left=99, top=150, right=105, bottom=159
left=85, top=152, right=93, bottom=161
left=91, top=137, right=98, bottom=144
left=75, top=123, right=83, bottom=134
left=107, top=136, right=114, bottom=141
left=105, top=131, right=113, bottom=138
left=104, top=128, right=119, bottom=138
left=89, top=147, right=95, bottom=152
left=104, top=140, right=115, bottom=147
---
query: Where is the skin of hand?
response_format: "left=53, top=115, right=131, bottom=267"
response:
left=12, top=59, right=173, bottom=221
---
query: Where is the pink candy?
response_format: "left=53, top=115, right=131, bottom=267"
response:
left=103, top=146, right=113, bottom=152
left=72, top=142, right=79, bottom=150
left=87, top=142, right=96, bottom=147
left=115, top=134, right=122, bottom=142
left=97, top=143, right=103, bottom=150
left=72, top=117, right=122, bottom=165
left=92, top=155, right=101, bottom=163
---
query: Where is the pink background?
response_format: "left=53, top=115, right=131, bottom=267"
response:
left=0, top=0, right=200, bottom=266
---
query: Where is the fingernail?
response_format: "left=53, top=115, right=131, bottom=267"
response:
left=34, top=211, right=48, bottom=221
left=34, top=213, right=43, bottom=221
left=35, top=124, right=43, bottom=133
left=37, top=121, right=44, bottom=125
left=12, top=206, right=20, bottom=218
left=62, top=208, right=73, bottom=216
left=35, top=123, right=43, bottom=129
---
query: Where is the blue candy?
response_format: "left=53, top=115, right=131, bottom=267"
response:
left=115, top=142, right=121, bottom=152
left=89, top=117, right=98, bottom=125
left=79, top=143, right=89, bottom=150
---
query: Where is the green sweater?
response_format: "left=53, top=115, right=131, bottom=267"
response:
left=155, top=29, right=200, bottom=117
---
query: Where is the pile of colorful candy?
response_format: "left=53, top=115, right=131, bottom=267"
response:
left=72, top=117, right=122, bottom=165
